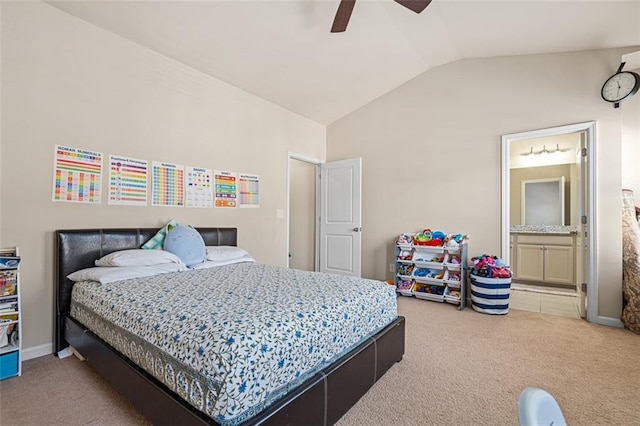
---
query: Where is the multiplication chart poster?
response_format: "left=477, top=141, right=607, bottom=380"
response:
left=214, top=170, right=237, bottom=208
left=108, top=155, right=148, bottom=206
left=238, top=173, right=260, bottom=208
left=52, top=145, right=102, bottom=204
left=185, top=166, right=213, bottom=208
left=152, top=161, right=184, bottom=207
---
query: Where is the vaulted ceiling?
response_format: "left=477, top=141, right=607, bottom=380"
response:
left=48, top=0, right=640, bottom=124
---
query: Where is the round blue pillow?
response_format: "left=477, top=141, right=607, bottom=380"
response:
left=163, top=225, right=206, bottom=267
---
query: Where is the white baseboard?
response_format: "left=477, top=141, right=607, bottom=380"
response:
left=22, top=342, right=54, bottom=361
left=595, top=316, right=624, bottom=328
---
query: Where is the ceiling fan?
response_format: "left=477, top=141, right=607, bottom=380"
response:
left=331, top=0, right=432, bottom=33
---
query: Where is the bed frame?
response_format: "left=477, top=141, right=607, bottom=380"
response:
left=55, top=227, right=405, bottom=425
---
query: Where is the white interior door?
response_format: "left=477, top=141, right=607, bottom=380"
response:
left=577, top=132, right=588, bottom=318
left=319, top=158, right=362, bottom=276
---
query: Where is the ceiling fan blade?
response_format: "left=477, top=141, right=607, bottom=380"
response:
left=331, top=0, right=356, bottom=33
left=393, top=0, right=432, bottom=14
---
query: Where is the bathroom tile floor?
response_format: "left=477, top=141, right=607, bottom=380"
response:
left=509, top=283, right=581, bottom=319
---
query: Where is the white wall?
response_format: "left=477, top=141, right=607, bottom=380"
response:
left=621, top=69, right=640, bottom=197
left=327, top=48, right=640, bottom=321
left=621, top=52, right=640, bottom=198
left=0, top=2, right=326, bottom=352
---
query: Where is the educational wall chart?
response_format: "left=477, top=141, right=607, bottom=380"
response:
left=185, top=166, right=213, bottom=208
left=214, top=170, right=237, bottom=208
left=108, top=155, right=148, bottom=206
left=152, top=161, right=184, bottom=207
left=52, top=145, right=102, bottom=204
left=238, top=173, right=260, bottom=208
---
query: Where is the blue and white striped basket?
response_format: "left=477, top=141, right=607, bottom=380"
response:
left=470, top=274, right=511, bottom=315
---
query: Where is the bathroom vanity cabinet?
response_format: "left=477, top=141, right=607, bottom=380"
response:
left=511, top=234, right=576, bottom=286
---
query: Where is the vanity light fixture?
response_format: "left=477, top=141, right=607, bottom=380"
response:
left=521, top=144, right=570, bottom=156
left=553, top=144, right=570, bottom=153
left=537, top=145, right=552, bottom=155
left=521, top=147, right=535, bottom=156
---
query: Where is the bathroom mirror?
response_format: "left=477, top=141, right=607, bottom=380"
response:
left=521, top=177, right=565, bottom=225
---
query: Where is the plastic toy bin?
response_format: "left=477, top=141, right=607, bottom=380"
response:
left=0, top=351, right=19, bottom=380
left=470, top=274, right=511, bottom=315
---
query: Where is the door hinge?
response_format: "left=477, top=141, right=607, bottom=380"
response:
left=581, top=215, right=587, bottom=224
left=581, top=282, right=587, bottom=293
left=581, top=147, right=587, bottom=157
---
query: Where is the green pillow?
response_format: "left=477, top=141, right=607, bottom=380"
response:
left=142, top=219, right=179, bottom=250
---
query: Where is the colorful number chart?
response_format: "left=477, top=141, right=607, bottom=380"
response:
left=186, top=166, right=213, bottom=208
left=239, top=173, right=260, bottom=208
left=52, top=145, right=102, bottom=204
left=214, top=170, right=237, bottom=208
left=152, top=161, right=184, bottom=207
left=108, top=155, right=148, bottom=206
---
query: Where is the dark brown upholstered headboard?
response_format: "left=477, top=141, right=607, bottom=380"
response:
left=54, top=227, right=237, bottom=354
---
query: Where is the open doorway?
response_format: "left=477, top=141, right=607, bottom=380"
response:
left=501, top=122, right=597, bottom=322
left=287, top=154, right=364, bottom=277
left=287, top=154, right=320, bottom=271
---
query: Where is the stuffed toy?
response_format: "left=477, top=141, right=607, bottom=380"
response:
left=163, top=225, right=206, bottom=267
left=397, top=233, right=413, bottom=245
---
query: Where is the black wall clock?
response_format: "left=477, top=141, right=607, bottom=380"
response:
left=601, top=62, right=640, bottom=108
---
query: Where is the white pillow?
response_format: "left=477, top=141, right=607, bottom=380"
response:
left=67, top=263, right=187, bottom=284
left=206, top=246, right=250, bottom=262
left=190, top=255, right=255, bottom=269
left=95, top=249, right=184, bottom=267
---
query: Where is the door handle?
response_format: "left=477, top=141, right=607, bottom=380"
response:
left=352, top=227, right=362, bottom=232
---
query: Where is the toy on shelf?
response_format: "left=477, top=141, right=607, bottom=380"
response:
left=397, top=233, right=414, bottom=246
left=413, top=284, right=445, bottom=295
left=447, top=272, right=461, bottom=281
left=413, top=254, right=444, bottom=263
left=413, top=267, right=428, bottom=277
left=397, top=264, right=414, bottom=277
left=396, top=279, right=414, bottom=291
left=397, top=249, right=413, bottom=261
left=413, top=229, right=445, bottom=246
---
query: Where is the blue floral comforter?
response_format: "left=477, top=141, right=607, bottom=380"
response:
left=70, top=262, right=398, bottom=424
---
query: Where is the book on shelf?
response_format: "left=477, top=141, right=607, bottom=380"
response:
left=0, top=247, right=16, bottom=256
left=0, top=266, right=18, bottom=298
left=0, top=297, right=18, bottom=313
left=0, top=313, right=18, bottom=323
left=0, top=256, right=20, bottom=270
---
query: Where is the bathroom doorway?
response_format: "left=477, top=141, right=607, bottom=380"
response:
left=501, top=122, right=597, bottom=322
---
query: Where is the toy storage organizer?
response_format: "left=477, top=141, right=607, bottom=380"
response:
left=0, top=247, right=21, bottom=381
left=395, top=237, right=468, bottom=310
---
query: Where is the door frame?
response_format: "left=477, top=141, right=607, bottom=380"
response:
left=501, top=121, right=598, bottom=323
left=286, top=152, right=321, bottom=271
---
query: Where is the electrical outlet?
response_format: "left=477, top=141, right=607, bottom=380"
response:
left=389, top=263, right=394, bottom=273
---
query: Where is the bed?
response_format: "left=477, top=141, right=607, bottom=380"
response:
left=55, top=227, right=405, bottom=425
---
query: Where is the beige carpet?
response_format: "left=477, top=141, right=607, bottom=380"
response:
left=2, top=297, right=639, bottom=425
